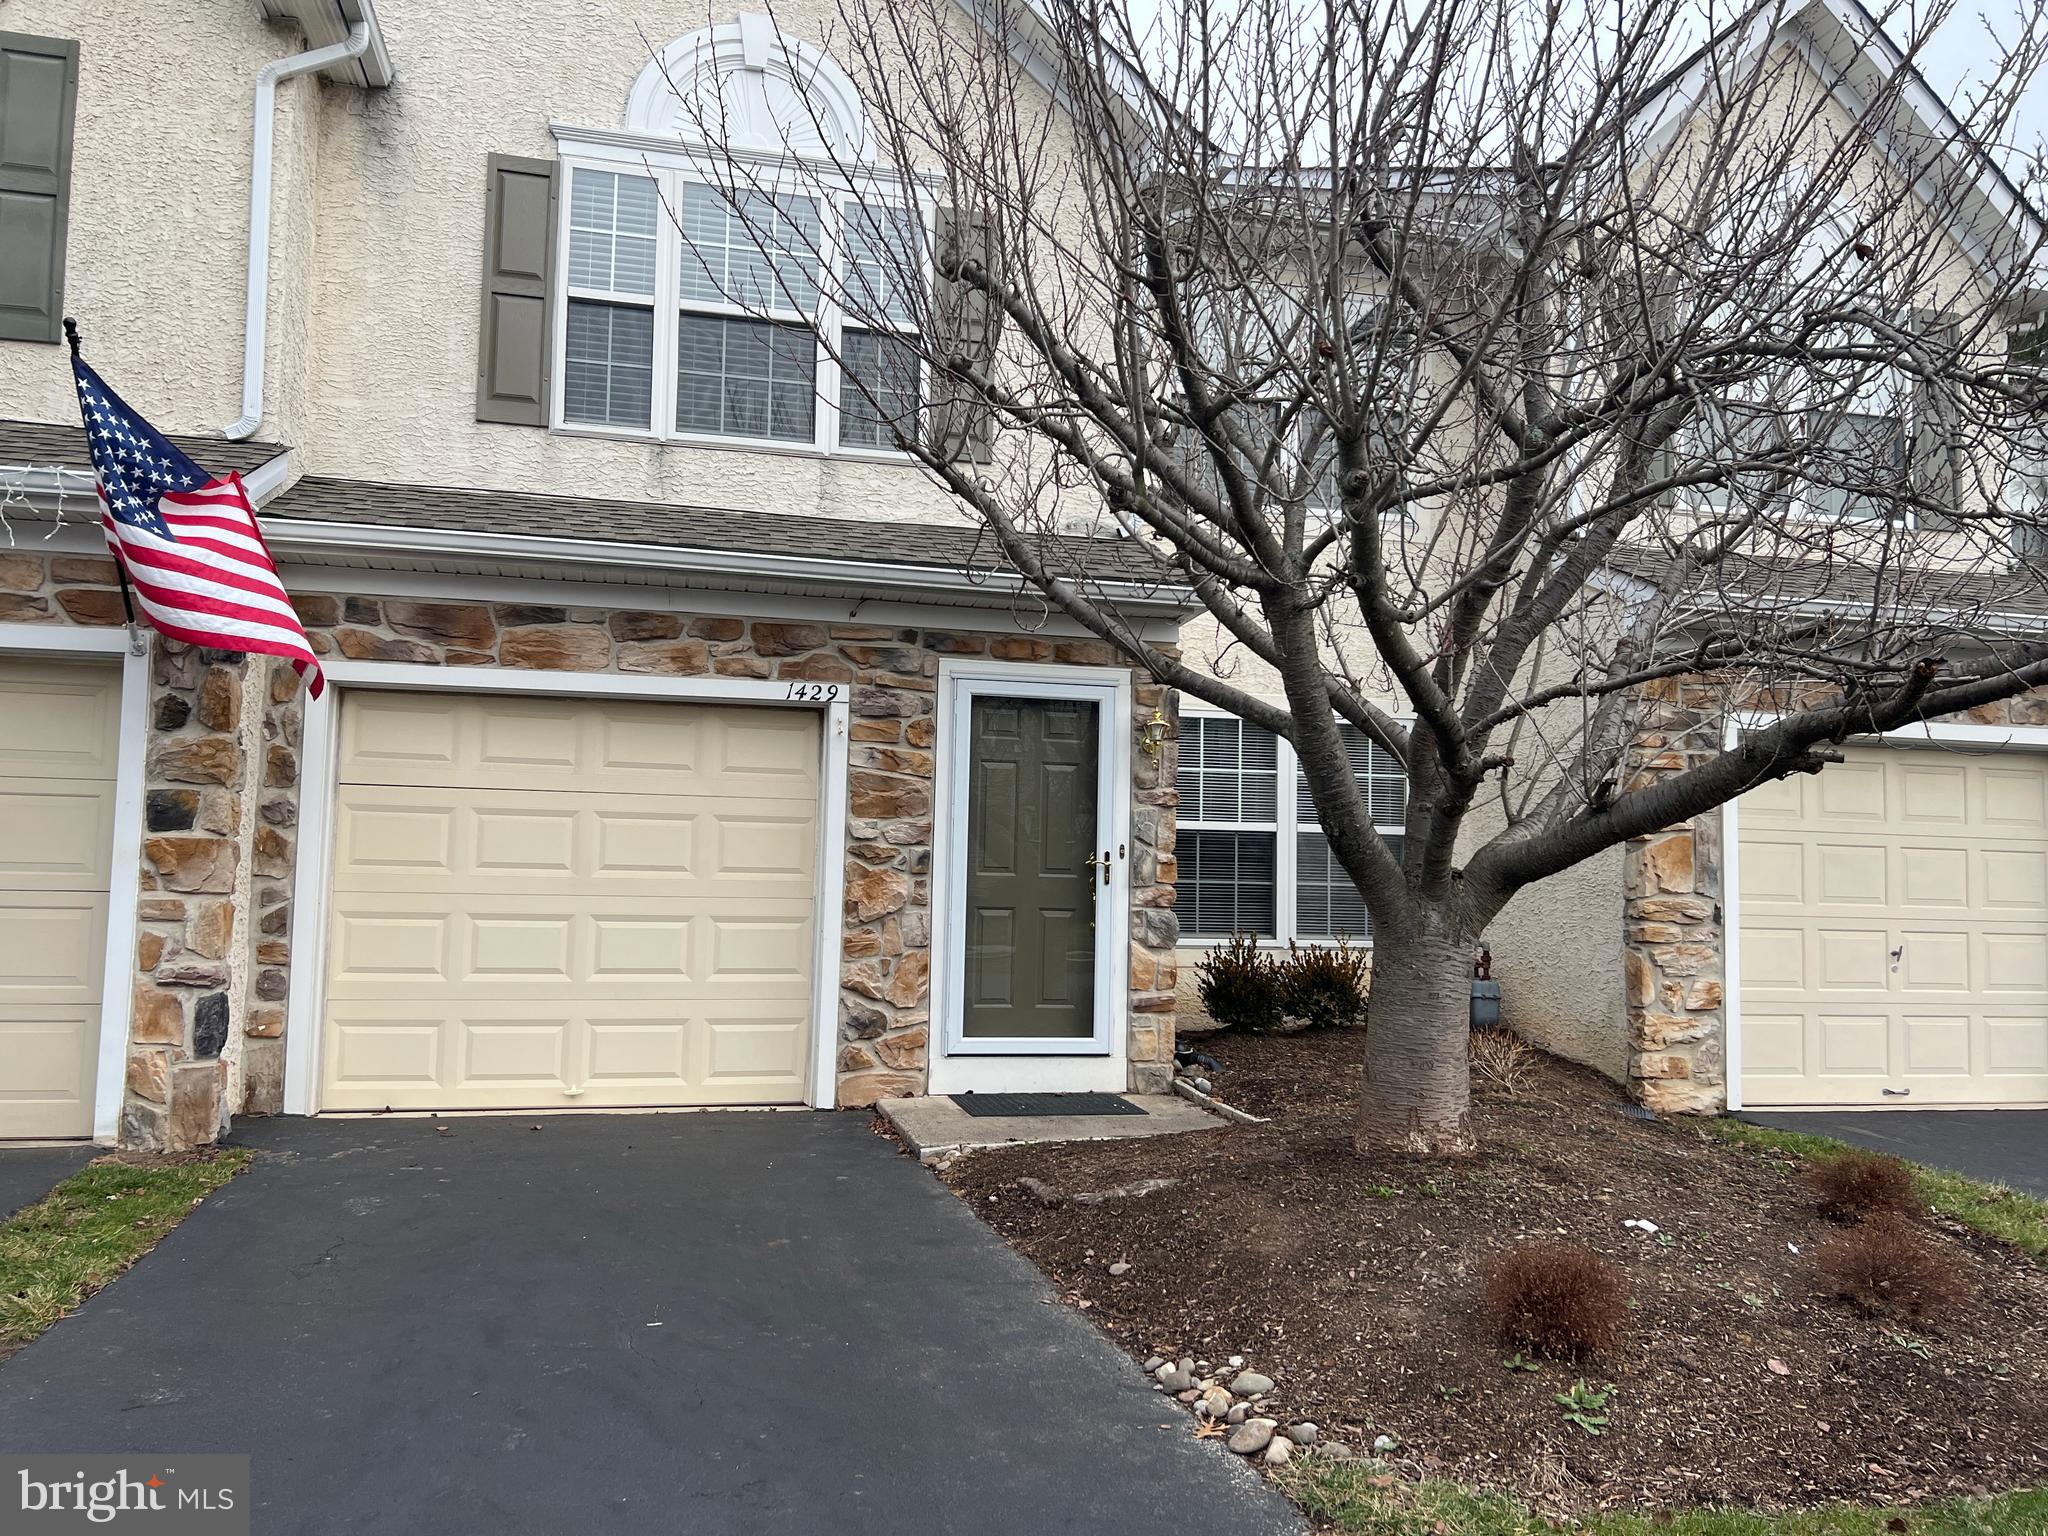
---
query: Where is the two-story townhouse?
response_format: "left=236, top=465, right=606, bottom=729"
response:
left=1163, top=0, right=2048, bottom=1120
left=1, top=0, right=2040, bottom=1153
left=0, top=0, right=1193, bottom=1148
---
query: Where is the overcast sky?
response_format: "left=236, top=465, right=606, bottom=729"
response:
left=1905, top=0, right=2045, bottom=171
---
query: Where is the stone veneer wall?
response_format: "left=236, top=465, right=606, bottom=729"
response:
left=1621, top=682, right=2048, bottom=1114
left=0, top=552, right=1187, bottom=1146
left=3, top=552, right=1181, bottom=1141
left=0, top=547, right=271, bottom=1148
left=279, top=597, right=1181, bottom=1108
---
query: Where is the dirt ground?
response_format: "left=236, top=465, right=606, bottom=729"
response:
left=936, top=1030, right=2048, bottom=1514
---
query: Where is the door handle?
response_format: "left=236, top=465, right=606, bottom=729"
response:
left=1084, top=851, right=1111, bottom=885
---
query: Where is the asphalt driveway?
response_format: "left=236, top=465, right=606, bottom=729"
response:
left=1743, top=1110, right=2048, bottom=1197
left=0, top=1113, right=1299, bottom=1535
left=0, top=1144, right=96, bottom=1219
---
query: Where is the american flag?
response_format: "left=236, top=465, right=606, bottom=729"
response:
left=71, top=353, right=323, bottom=698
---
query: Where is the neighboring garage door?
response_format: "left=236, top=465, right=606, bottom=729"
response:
left=0, top=656, right=120, bottom=1139
left=321, top=690, right=820, bottom=1112
left=1739, top=742, right=2048, bottom=1107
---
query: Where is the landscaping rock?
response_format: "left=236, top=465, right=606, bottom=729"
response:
left=1108, top=1260, right=1132, bottom=1276
left=1226, top=1419, right=1277, bottom=1456
left=1263, top=1438, right=1292, bottom=1467
left=1229, top=1370, right=1275, bottom=1397
left=1198, top=1390, right=1232, bottom=1420
left=1226, top=1403, right=1249, bottom=1425
left=1318, top=1441, right=1355, bottom=1461
left=1142, top=1355, right=1165, bottom=1374
left=1286, top=1422, right=1319, bottom=1446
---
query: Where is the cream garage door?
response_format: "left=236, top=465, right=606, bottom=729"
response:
left=1739, top=743, right=2048, bottom=1107
left=0, top=656, right=120, bottom=1139
left=321, top=690, right=820, bottom=1111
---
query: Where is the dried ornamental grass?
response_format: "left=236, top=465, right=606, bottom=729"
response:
left=1480, top=1240, right=1629, bottom=1360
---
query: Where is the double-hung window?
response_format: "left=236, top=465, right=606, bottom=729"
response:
left=554, top=160, right=925, bottom=455
left=1178, top=710, right=1408, bottom=944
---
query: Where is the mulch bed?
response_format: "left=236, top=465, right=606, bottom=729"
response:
left=935, top=1031, right=2048, bottom=1514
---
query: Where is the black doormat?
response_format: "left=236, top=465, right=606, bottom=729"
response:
left=950, top=1093, right=1148, bottom=1119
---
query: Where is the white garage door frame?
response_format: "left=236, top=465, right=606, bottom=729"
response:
left=281, top=661, right=852, bottom=1116
left=0, top=622, right=150, bottom=1142
left=1724, top=712, right=2048, bottom=1111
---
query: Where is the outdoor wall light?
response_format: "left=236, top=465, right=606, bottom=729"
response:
left=1141, top=707, right=1170, bottom=760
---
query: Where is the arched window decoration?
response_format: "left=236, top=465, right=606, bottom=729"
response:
left=624, top=14, right=874, bottom=162
left=551, top=17, right=925, bottom=453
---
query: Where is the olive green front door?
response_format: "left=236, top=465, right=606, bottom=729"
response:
left=961, top=695, right=1101, bottom=1041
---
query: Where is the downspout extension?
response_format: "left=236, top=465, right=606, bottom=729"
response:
left=225, top=22, right=372, bottom=441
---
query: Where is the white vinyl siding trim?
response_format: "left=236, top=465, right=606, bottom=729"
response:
left=1180, top=705, right=1407, bottom=946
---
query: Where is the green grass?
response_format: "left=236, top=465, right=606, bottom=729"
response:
left=1285, top=1461, right=2048, bottom=1535
left=1703, top=1119, right=2048, bottom=1261
left=0, top=1149, right=250, bottom=1356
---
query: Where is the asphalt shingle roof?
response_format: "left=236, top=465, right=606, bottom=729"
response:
left=0, top=416, right=1176, bottom=591
left=266, top=474, right=1177, bottom=587
left=0, top=418, right=287, bottom=479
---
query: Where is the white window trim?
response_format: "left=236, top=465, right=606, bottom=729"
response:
left=1178, top=700, right=1408, bottom=949
left=280, top=663, right=853, bottom=1117
left=0, top=621, right=150, bottom=1143
left=549, top=138, right=931, bottom=464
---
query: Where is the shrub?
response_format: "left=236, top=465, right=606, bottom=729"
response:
left=1195, top=932, right=1283, bottom=1032
left=1469, top=1028, right=1534, bottom=1098
left=1815, top=1217, right=1969, bottom=1321
left=1480, top=1241, right=1629, bottom=1360
left=1275, top=939, right=1371, bottom=1030
left=1808, top=1148, right=1922, bottom=1224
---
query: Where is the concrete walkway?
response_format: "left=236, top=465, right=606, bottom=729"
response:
left=1743, top=1110, right=2048, bottom=1197
left=0, top=1113, right=1300, bottom=1535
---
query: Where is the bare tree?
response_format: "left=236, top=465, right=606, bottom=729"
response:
left=672, top=0, right=2048, bottom=1154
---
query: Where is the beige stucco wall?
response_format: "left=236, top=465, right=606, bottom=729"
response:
left=0, top=2, right=321, bottom=442
left=295, top=0, right=1043, bottom=522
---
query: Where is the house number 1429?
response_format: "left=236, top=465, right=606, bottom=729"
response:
left=785, top=682, right=841, bottom=702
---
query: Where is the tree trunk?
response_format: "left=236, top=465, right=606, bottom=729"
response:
left=1355, top=922, right=1478, bottom=1158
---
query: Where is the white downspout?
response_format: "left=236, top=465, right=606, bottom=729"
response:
left=225, top=23, right=372, bottom=440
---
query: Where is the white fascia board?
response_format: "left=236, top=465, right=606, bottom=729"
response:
left=258, top=514, right=1194, bottom=618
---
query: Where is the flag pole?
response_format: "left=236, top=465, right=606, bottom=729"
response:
left=62, top=318, right=145, bottom=650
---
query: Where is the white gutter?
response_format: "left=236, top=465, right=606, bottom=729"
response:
left=225, top=23, right=373, bottom=440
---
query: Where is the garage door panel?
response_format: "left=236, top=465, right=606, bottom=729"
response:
left=1985, top=1016, right=2048, bottom=1075
left=323, top=693, right=818, bottom=1112
left=0, top=781, right=119, bottom=892
left=339, top=691, right=820, bottom=799
left=0, top=1008, right=98, bottom=1135
left=0, top=659, right=118, bottom=1139
left=1897, top=930, right=1969, bottom=991
left=1741, top=742, right=2048, bottom=1108
left=1815, top=928, right=1889, bottom=990
left=1982, top=768, right=2048, bottom=829
left=0, top=895, right=106, bottom=1000
left=1899, top=845, right=1970, bottom=906
left=1980, top=848, right=2048, bottom=911
left=1903, top=1014, right=1971, bottom=1075
left=332, top=788, right=815, bottom=897
left=1981, top=933, right=2048, bottom=991
left=1743, top=1012, right=1808, bottom=1077
left=0, top=663, right=120, bottom=779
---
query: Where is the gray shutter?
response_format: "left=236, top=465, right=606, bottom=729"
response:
left=0, top=33, right=79, bottom=345
left=928, top=208, right=1001, bottom=465
left=475, top=154, right=559, bottom=425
